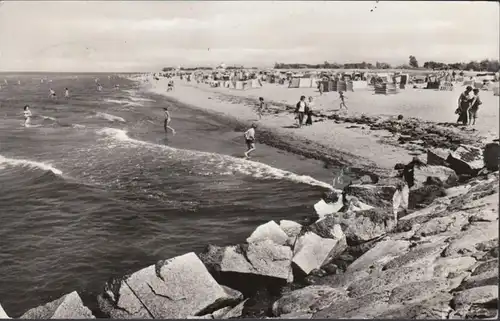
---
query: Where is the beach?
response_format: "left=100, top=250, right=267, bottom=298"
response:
left=146, top=77, right=498, bottom=174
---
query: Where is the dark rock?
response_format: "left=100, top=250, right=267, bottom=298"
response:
left=427, top=148, right=450, bottom=166
left=447, top=145, right=484, bottom=176
left=483, top=143, right=499, bottom=171
left=346, top=184, right=396, bottom=208
left=408, top=184, right=447, bottom=209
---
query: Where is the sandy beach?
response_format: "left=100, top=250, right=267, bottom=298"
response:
left=144, top=77, right=499, bottom=174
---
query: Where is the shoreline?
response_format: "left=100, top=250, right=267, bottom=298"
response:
left=1, top=75, right=497, bottom=319
left=141, top=76, right=497, bottom=178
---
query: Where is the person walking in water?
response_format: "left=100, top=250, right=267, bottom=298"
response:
left=23, top=105, right=32, bottom=127
left=468, top=88, right=482, bottom=126
left=65, top=88, right=69, bottom=98
left=244, top=123, right=257, bottom=158
left=163, top=107, right=176, bottom=135
left=339, top=91, right=348, bottom=111
left=49, top=88, right=56, bottom=99
left=257, top=97, right=267, bottom=120
left=295, top=95, right=307, bottom=127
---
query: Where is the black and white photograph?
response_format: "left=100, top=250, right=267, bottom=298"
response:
left=0, top=0, right=498, bottom=319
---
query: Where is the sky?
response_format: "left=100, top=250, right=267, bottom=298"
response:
left=0, top=1, right=498, bottom=72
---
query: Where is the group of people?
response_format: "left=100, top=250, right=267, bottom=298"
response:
left=457, top=85, right=482, bottom=126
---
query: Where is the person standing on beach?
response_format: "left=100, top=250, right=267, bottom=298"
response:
left=305, top=96, right=314, bottom=126
left=163, top=107, right=176, bottom=135
left=257, top=97, right=267, bottom=120
left=468, top=88, right=482, bottom=126
left=339, top=91, right=348, bottom=111
left=244, top=124, right=257, bottom=158
left=295, top=95, right=307, bottom=127
left=23, top=105, right=32, bottom=127
left=457, top=86, right=473, bottom=125
left=318, top=81, right=324, bottom=95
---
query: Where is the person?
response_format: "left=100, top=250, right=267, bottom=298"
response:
left=257, top=97, right=266, bottom=120
left=294, top=95, right=307, bottom=127
left=163, top=107, right=176, bottom=135
left=244, top=123, right=257, bottom=158
left=318, top=81, right=323, bottom=95
left=65, top=88, right=69, bottom=98
left=23, top=105, right=32, bottom=127
left=49, top=88, right=56, bottom=99
left=457, top=86, right=473, bottom=125
left=115, top=84, right=120, bottom=90
left=305, top=96, right=314, bottom=126
left=97, top=84, right=102, bottom=91
left=339, top=91, right=348, bottom=111
left=468, top=88, right=482, bottom=126
left=167, top=80, right=173, bottom=92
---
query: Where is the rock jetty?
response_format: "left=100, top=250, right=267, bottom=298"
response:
left=1, top=143, right=498, bottom=319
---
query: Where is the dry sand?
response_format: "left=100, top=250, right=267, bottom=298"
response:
left=142, top=77, right=499, bottom=174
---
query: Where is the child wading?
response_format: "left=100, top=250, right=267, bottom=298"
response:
left=257, top=97, right=266, bottom=120
left=244, top=124, right=257, bottom=158
left=163, top=107, right=176, bottom=135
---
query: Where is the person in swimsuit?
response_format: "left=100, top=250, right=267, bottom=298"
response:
left=65, top=88, right=69, bottom=98
left=244, top=123, right=257, bottom=158
left=97, top=84, right=102, bottom=91
left=457, top=86, right=473, bottom=125
left=294, top=96, right=307, bottom=127
left=257, top=97, right=266, bottom=120
left=23, top=105, right=32, bottom=127
left=49, top=88, right=56, bottom=99
left=163, top=107, right=176, bottom=135
left=339, top=91, right=348, bottom=111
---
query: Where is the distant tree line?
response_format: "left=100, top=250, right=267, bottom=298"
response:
left=273, top=58, right=500, bottom=72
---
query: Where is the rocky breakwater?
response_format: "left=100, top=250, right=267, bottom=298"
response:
left=1, top=142, right=498, bottom=319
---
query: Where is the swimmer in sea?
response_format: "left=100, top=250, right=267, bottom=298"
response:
left=65, top=88, right=69, bottom=98
left=163, top=107, right=176, bottom=135
left=23, top=105, right=32, bottom=127
left=244, top=124, right=257, bottom=158
left=97, top=84, right=102, bottom=91
left=49, top=88, right=56, bottom=99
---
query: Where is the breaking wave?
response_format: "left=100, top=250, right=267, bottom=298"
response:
left=0, top=154, right=63, bottom=175
left=96, top=128, right=334, bottom=190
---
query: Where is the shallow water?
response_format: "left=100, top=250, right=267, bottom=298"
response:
left=0, top=73, right=351, bottom=316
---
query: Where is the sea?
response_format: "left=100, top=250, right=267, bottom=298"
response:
left=0, top=73, right=351, bottom=316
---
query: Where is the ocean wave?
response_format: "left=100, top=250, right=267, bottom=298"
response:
left=95, top=112, right=126, bottom=123
left=41, top=115, right=57, bottom=121
left=0, top=155, right=63, bottom=175
left=128, top=96, right=155, bottom=103
left=103, top=99, right=128, bottom=105
left=96, top=128, right=334, bottom=190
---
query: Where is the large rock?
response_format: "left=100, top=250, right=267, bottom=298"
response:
left=292, top=232, right=345, bottom=275
left=427, top=147, right=450, bottom=166
left=377, top=292, right=454, bottom=319
left=447, top=145, right=484, bottom=176
left=483, top=143, right=499, bottom=171
left=457, top=259, right=499, bottom=290
left=451, top=285, right=498, bottom=318
left=99, top=252, right=234, bottom=319
left=443, top=222, right=499, bottom=257
left=413, top=165, right=458, bottom=188
left=21, top=291, right=94, bottom=319
left=331, top=208, right=396, bottom=245
left=413, top=211, right=469, bottom=237
left=0, top=303, right=10, bottom=319
left=346, top=239, right=410, bottom=273
left=279, top=220, right=302, bottom=247
left=246, top=240, right=293, bottom=281
left=201, top=241, right=293, bottom=282
left=346, top=184, right=396, bottom=208
left=246, top=221, right=288, bottom=246
left=271, top=286, right=346, bottom=317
